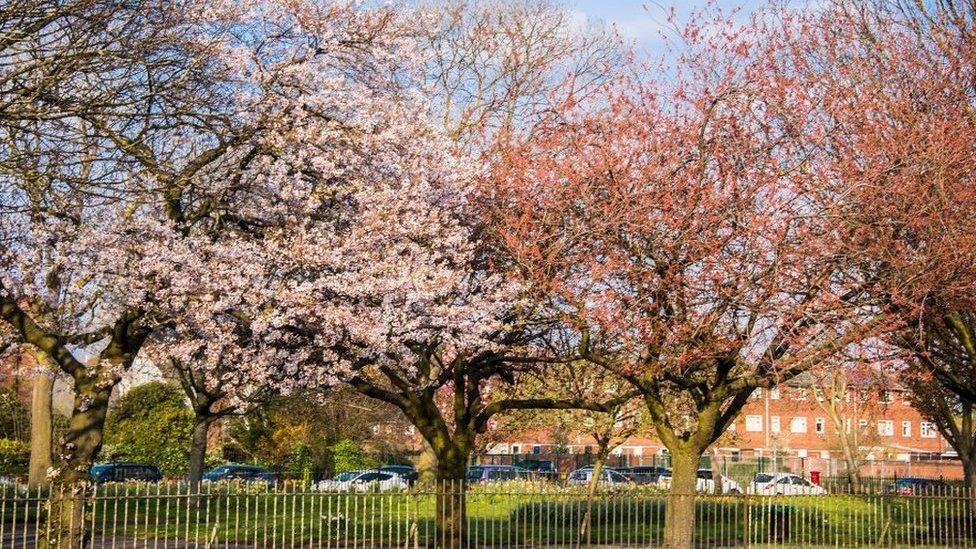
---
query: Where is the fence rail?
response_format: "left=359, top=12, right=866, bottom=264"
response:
left=2, top=480, right=975, bottom=547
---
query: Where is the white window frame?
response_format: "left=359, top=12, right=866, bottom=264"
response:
left=920, top=422, right=937, bottom=438
left=770, top=387, right=781, bottom=400
left=745, top=415, right=763, bottom=432
left=790, top=416, right=808, bottom=434
left=877, top=420, right=894, bottom=437
left=770, top=416, right=781, bottom=434
left=815, top=417, right=826, bottom=434
left=902, top=421, right=911, bottom=437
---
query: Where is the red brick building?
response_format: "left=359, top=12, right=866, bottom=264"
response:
left=490, top=374, right=963, bottom=478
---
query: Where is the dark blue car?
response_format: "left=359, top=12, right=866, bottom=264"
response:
left=89, top=463, right=162, bottom=483
left=202, top=464, right=276, bottom=484
left=892, top=477, right=951, bottom=496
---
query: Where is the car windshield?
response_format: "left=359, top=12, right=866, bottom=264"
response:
left=209, top=466, right=232, bottom=474
left=754, top=474, right=774, bottom=483
left=90, top=465, right=111, bottom=473
left=466, top=468, right=484, bottom=480
left=333, top=471, right=360, bottom=481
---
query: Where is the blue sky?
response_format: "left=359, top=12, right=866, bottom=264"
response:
left=566, top=1, right=775, bottom=51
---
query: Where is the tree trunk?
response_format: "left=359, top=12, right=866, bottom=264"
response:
left=434, top=454, right=467, bottom=549
left=188, top=416, right=213, bottom=491
left=29, top=370, right=54, bottom=489
left=43, top=484, right=90, bottom=549
left=580, top=439, right=610, bottom=543
left=60, top=377, right=112, bottom=483
left=839, top=438, right=862, bottom=493
left=664, top=450, right=701, bottom=549
left=961, top=449, right=976, bottom=518
left=43, top=374, right=112, bottom=549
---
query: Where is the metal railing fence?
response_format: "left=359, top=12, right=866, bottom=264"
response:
left=1, top=480, right=975, bottom=547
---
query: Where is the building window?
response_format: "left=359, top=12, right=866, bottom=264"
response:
left=794, top=388, right=808, bottom=401
left=921, top=422, right=937, bottom=438
left=814, top=388, right=824, bottom=402
left=728, top=421, right=736, bottom=432
left=797, top=449, right=808, bottom=458
left=532, top=445, right=542, bottom=454
left=745, top=415, right=763, bottom=432
left=877, top=420, right=894, bottom=437
left=770, top=387, right=781, bottom=400
left=902, top=421, right=911, bottom=437
left=820, top=450, right=830, bottom=459
left=815, top=418, right=826, bottom=434
left=751, top=388, right=762, bottom=399
left=859, top=419, right=868, bottom=430
left=880, top=390, right=893, bottom=404
left=771, top=416, right=781, bottom=433
left=791, top=417, right=808, bottom=433
left=511, top=445, right=521, bottom=455
left=731, top=449, right=741, bottom=462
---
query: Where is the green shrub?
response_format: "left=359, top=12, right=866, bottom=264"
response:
left=329, top=439, right=377, bottom=474
left=101, top=382, right=194, bottom=476
left=0, top=438, right=29, bottom=476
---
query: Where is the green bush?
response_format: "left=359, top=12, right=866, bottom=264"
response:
left=329, top=439, right=377, bottom=474
left=0, top=438, right=29, bottom=476
left=101, top=382, right=194, bottom=476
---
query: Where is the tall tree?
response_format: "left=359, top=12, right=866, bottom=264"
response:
left=783, top=0, right=976, bottom=494
left=1, top=2, right=433, bottom=545
left=486, top=8, right=880, bottom=546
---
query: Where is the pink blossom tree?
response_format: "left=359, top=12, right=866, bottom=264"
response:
left=778, top=0, right=976, bottom=494
left=485, top=7, right=884, bottom=546
left=0, top=0, right=428, bottom=488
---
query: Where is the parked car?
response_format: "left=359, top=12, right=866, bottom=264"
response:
left=518, top=460, right=557, bottom=475
left=889, top=477, right=952, bottom=496
left=619, top=466, right=671, bottom=485
left=89, top=463, right=162, bottom=484
left=313, top=470, right=408, bottom=492
left=696, top=470, right=743, bottom=494
left=378, top=465, right=418, bottom=484
left=658, top=469, right=742, bottom=494
left=466, top=465, right=532, bottom=484
left=202, top=464, right=276, bottom=484
left=566, top=466, right=633, bottom=486
left=748, top=472, right=827, bottom=496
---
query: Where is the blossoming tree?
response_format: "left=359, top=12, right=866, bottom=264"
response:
left=782, top=0, right=976, bottom=494
left=486, top=8, right=881, bottom=546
